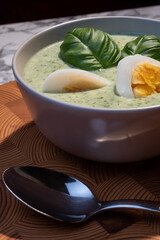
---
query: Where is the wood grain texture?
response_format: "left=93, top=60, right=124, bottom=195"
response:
left=1, top=81, right=160, bottom=239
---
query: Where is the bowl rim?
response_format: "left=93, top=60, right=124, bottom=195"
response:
left=12, top=15, right=160, bottom=114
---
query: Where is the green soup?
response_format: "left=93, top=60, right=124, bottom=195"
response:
left=23, top=34, right=160, bottom=109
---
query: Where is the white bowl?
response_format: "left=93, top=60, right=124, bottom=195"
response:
left=13, top=16, right=160, bottom=163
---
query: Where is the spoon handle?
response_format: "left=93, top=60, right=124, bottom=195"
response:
left=99, top=199, right=160, bottom=213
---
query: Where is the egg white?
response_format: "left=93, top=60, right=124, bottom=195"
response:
left=43, top=68, right=110, bottom=93
left=116, top=54, right=160, bottom=98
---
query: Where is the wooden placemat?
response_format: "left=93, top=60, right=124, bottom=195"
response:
left=1, top=81, right=160, bottom=240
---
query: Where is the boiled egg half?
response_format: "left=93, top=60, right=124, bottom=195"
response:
left=116, top=54, right=160, bottom=98
left=43, top=69, right=110, bottom=93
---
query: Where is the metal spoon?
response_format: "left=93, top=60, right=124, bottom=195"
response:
left=2, top=166, right=160, bottom=223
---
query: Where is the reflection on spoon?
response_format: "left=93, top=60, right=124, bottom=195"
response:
left=2, top=166, right=160, bottom=223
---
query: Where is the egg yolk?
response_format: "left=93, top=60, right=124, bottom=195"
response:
left=131, top=62, right=160, bottom=97
left=63, top=80, right=99, bottom=92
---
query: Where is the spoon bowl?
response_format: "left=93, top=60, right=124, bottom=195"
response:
left=2, top=166, right=160, bottom=223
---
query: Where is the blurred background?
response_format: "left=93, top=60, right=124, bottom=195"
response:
left=1, top=0, right=160, bottom=24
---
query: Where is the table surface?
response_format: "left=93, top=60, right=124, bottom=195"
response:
left=1, top=81, right=160, bottom=239
left=0, top=4, right=160, bottom=86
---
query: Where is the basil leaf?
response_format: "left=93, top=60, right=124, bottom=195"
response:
left=60, top=27, right=121, bottom=70
left=122, top=35, right=160, bottom=60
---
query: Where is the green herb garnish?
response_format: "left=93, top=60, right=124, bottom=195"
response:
left=60, top=28, right=160, bottom=70
left=122, top=35, right=160, bottom=60
left=60, top=27, right=121, bottom=70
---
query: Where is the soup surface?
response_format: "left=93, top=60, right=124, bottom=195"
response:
left=23, top=34, right=160, bottom=109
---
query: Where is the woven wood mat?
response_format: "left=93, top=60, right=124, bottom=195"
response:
left=1, top=81, right=160, bottom=240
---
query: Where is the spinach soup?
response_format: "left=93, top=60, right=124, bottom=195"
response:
left=23, top=33, right=160, bottom=109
